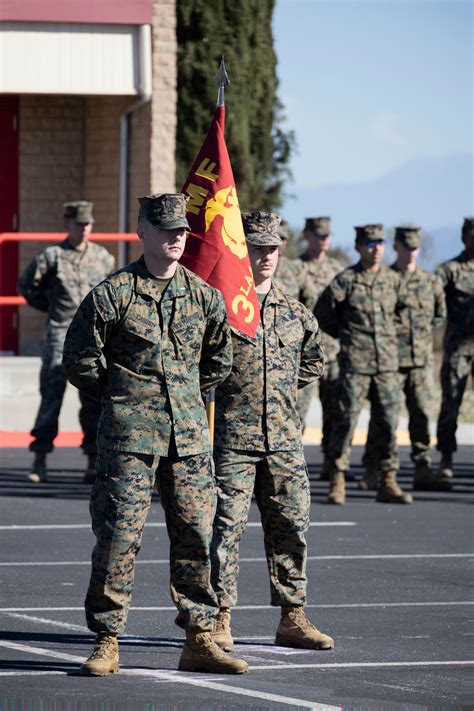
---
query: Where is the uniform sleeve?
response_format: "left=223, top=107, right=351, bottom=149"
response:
left=17, top=250, right=53, bottom=312
left=432, top=273, right=447, bottom=329
left=298, top=310, right=325, bottom=388
left=298, top=265, right=318, bottom=312
left=200, top=290, right=233, bottom=393
left=435, top=263, right=450, bottom=288
left=314, top=275, right=346, bottom=339
left=63, top=281, right=120, bottom=397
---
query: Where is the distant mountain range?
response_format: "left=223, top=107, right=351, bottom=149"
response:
left=282, top=153, right=473, bottom=268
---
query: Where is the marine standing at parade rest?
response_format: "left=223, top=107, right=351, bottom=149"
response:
left=436, top=217, right=474, bottom=480
left=316, top=224, right=412, bottom=505
left=18, top=201, right=115, bottom=484
left=63, top=193, right=248, bottom=676
left=298, top=217, right=343, bottom=476
left=273, top=219, right=317, bottom=308
left=361, top=226, right=449, bottom=491
left=211, top=211, right=334, bottom=654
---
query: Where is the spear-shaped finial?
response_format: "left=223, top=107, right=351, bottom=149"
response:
left=214, top=56, right=230, bottom=107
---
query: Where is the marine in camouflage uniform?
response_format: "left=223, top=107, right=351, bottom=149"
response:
left=298, top=217, right=343, bottom=478
left=63, top=194, right=247, bottom=676
left=316, top=224, right=412, bottom=505
left=436, top=217, right=474, bottom=480
left=273, top=220, right=317, bottom=308
left=18, top=202, right=115, bottom=483
left=361, top=227, right=448, bottom=491
left=211, top=211, right=334, bottom=653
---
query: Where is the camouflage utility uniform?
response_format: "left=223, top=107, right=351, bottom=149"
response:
left=19, top=234, right=115, bottom=455
left=212, top=213, right=325, bottom=613
left=63, top=256, right=232, bottom=633
left=316, top=255, right=406, bottom=502
left=363, top=264, right=446, bottom=473
left=298, top=254, right=343, bottom=453
left=273, top=255, right=317, bottom=308
left=436, top=242, right=474, bottom=463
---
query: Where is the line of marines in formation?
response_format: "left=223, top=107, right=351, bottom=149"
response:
left=18, top=196, right=473, bottom=676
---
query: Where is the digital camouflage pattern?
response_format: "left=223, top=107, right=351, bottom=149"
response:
left=211, top=448, right=310, bottom=608
left=364, top=366, right=433, bottom=468
left=242, top=211, right=283, bottom=246
left=304, top=217, right=330, bottom=237
left=85, top=447, right=219, bottom=633
left=63, top=257, right=232, bottom=457
left=273, top=255, right=317, bottom=309
left=436, top=249, right=474, bottom=453
left=330, top=370, right=400, bottom=474
left=297, top=254, right=344, bottom=434
left=137, top=192, right=190, bottom=230
left=316, top=262, right=402, bottom=475
left=393, top=265, right=446, bottom=368
left=300, top=255, right=343, bottom=364
left=212, top=285, right=322, bottom=610
left=19, top=239, right=115, bottom=326
left=18, top=238, right=115, bottom=453
left=315, top=263, right=401, bottom=374
left=364, top=263, right=446, bottom=467
left=30, top=327, right=99, bottom=454
left=214, top=285, right=325, bottom=451
left=64, top=201, right=94, bottom=224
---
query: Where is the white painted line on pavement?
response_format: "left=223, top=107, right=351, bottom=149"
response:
left=1, top=552, right=471, bottom=567
left=0, top=671, right=66, bottom=676
left=0, top=639, right=338, bottom=710
left=250, top=660, right=474, bottom=671
left=1, top=601, right=473, bottom=613
left=0, top=521, right=356, bottom=531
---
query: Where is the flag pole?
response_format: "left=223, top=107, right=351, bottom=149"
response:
left=206, top=56, right=230, bottom=444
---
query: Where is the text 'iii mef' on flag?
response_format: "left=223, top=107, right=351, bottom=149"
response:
left=180, top=105, right=259, bottom=342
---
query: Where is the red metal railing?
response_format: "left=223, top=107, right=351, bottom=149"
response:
left=0, top=233, right=137, bottom=305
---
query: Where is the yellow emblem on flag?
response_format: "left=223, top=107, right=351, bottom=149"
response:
left=204, top=186, right=248, bottom=259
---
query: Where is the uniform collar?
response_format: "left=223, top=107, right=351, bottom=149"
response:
left=134, top=256, right=190, bottom=302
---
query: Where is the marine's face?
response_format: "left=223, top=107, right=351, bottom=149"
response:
left=356, top=239, right=385, bottom=269
left=394, top=240, right=419, bottom=269
left=304, top=229, right=331, bottom=254
left=138, top=220, right=187, bottom=262
left=65, top=218, right=92, bottom=247
left=248, top=244, right=279, bottom=284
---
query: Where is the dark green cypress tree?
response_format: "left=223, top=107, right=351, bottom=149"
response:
left=176, top=0, right=294, bottom=210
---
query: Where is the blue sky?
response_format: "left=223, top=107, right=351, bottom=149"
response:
left=273, top=0, right=473, bottom=189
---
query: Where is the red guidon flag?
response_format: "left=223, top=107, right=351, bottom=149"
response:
left=180, top=106, right=259, bottom=342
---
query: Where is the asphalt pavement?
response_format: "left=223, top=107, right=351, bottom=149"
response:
left=0, top=444, right=472, bottom=710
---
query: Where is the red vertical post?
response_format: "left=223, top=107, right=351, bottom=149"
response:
left=0, top=96, right=20, bottom=353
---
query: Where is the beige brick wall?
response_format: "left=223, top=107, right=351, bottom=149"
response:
left=16, top=0, right=178, bottom=353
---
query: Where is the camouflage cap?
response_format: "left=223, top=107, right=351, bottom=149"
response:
left=354, top=224, right=384, bottom=242
left=64, top=201, right=94, bottom=224
left=137, top=193, right=190, bottom=230
left=394, top=226, right=421, bottom=249
left=242, top=211, right=283, bottom=246
left=304, top=216, right=331, bottom=237
left=462, top=217, right=474, bottom=236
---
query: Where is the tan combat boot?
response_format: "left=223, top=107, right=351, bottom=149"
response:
left=437, top=454, right=453, bottom=480
left=27, top=453, right=48, bottom=483
left=376, top=471, right=412, bottom=504
left=178, top=629, right=248, bottom=674
left=212, top=608, right=234, bottom=652
left=83, top=453, right=97, bottom=485
left=80, top=633, right=119, bottom=676
left=327, top=471, right=345, bottom=505
left=413, top=462, right=451, bottom=491
left=275, top=606, right=334, bottom=650
left=358, top=467, right=380, bottom=491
